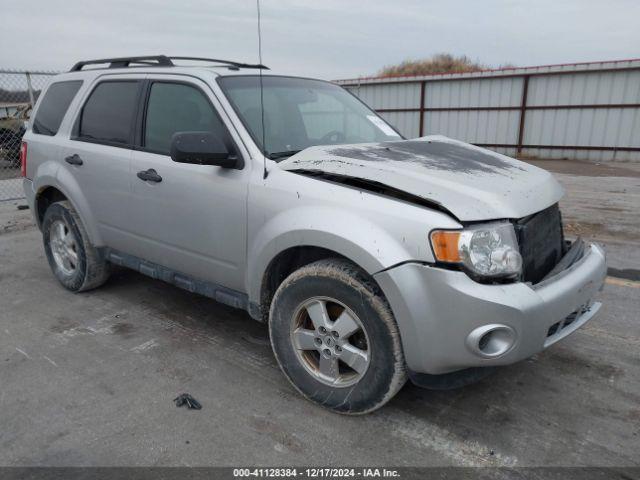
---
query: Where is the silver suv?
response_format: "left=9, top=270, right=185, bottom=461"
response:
left=21, top=56, right=607, bottom=413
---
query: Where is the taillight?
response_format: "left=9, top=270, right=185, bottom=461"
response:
left=20, top=142, right=27, bottom=177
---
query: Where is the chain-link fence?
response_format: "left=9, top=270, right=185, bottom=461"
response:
left=1, top=70, right=59, bottom=202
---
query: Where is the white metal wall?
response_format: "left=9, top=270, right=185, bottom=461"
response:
left=349, top=83, right=422, bottom=138
left=523, top=70, right=640, bottom=161
left=339, top=60, right=640, bottom=162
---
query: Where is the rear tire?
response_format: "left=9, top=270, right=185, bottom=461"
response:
left=269, top=258, right=407, bottom=414
left=42, top=200, right=110, bottom=292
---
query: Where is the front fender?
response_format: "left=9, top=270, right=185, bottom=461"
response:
left=245, top=205, right=415, bottom=305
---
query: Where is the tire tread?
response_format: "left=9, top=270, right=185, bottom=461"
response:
left=269, top=258, right=407, bottom=414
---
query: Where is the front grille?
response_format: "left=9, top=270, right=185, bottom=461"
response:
left=515, top=204, right=564, bottom=284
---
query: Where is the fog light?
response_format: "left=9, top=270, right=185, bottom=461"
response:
left=466, top=324, right=516, bottom=358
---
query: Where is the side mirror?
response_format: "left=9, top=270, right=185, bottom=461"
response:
left=170, top=131, right=239, bottom=168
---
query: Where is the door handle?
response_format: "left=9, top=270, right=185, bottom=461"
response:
left=137, top=168, right=162, bottom=183
left=64, top=154, right=83, bottom=166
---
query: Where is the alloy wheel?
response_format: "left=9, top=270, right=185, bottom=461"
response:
left=290, top=296, right=370, bottom=387
left=49, top=219, right=79, bottom=276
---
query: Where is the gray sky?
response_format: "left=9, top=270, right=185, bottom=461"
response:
left=3, top=0, right=640, bottom=79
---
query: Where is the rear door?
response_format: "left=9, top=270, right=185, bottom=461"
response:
left=128, top=76, right=249, bottom=292
left=63, top=77, right=144, bottom=250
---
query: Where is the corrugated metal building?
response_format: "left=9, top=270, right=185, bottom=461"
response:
left=335, top=59, right=640, bottom=162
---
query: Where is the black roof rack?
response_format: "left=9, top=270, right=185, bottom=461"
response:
left=70, top=55, right=173, bottom=71
left=69, top=55, right=268, bottom=72
left=169, top=56, right=268, bottom=70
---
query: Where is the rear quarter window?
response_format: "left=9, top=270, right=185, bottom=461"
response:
left=32, top=81, right=83, bottom=136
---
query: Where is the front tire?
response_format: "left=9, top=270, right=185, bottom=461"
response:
left=42, top=200, right=110, bottom=292
left=269, top=258, right=407, bottom=414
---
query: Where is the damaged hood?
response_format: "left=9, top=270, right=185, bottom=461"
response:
left=278, top=136, right=564, bottom=221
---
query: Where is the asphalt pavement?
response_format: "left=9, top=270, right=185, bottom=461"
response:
left=0, top=160, right=638, bottom=467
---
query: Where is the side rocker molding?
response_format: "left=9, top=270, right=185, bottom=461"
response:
left=106, top=249, right=250, bottom=312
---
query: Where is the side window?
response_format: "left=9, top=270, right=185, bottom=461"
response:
left=144, top=82, right=226, bottom=155
left=79, top=81, right=139, bottom=145
left=32, top=81, right=82, bottom=136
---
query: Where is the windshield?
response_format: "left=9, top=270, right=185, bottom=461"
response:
left=217, top=75, right=402, bottom=160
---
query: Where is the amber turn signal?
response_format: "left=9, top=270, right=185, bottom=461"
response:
left=430, top=230, right=461, bottom=263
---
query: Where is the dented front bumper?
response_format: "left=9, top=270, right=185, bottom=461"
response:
left=374, top=243, right=607, bottom=375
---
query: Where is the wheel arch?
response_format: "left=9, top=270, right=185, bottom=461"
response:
left=253, top=243, right=390, bottom=323
left=35, top=186, right=68, bottom=227
left=34, top=175, right=102, bottom=246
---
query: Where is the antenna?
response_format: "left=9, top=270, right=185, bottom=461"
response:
left=257, top=0, right=268, bottom=179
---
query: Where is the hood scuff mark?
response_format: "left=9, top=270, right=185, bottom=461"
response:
left=326, top=140, right=526, bottom=175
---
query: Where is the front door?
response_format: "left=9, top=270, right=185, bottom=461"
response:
left=128, top=78, right=248, bottom=292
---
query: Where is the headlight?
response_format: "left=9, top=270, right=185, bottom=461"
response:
left=430, top=222, right=522, bottom=279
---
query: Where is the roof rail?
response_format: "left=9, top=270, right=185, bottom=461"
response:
left=69, top=55, right=269, bottom=72
left=168, top=56, right=268, bottom=70
left=70, top=55, right=174, bottom=72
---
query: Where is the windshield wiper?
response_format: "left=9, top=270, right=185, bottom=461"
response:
left=267, top=150, right=302, bottom=160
